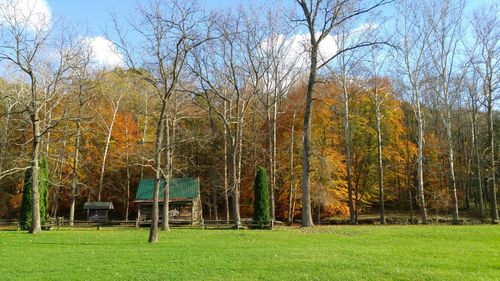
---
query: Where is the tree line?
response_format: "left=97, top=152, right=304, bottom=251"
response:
left=0, top=0, right=498, bottom=242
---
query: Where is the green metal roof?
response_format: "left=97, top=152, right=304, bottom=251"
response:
left=135, top=178, right=199, bottom=201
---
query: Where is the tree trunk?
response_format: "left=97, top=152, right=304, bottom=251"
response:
left=231, top=137, right=241, bottom=227
left=446, top=115, right=459, bottom=224
left=416, top=94, right=429, bottom=224
left=208, top=108, right=218, bottom=221
left=140, top=98, right=149, bottom=179
left=445, top=106, right=460, bottom=224
left=223, top=100, right=230, bottom=222
left=30, top=77, right=42, bottom=234
left=301, top=45, right=317, bottom=227
left=487, top=89, right=499, bottom=222
left=343, top=81, right=355, bottom=225
left=162, top=117, right=171, bottom=231
left=149, top=106, right=166, bottom=243
left=231, top=115, right=243, bottom=228
left=125, top=115, right=131, bottom=222
left=97, top=98, right=121, bottom=202
left=69, top=88, right=83, bottom=226
left=375, top=93, right=386, bottom=224
left=287, top=111, right=296, bottom=224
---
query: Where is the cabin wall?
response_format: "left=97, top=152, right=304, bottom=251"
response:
left=136, top=201, right=202, bottom=225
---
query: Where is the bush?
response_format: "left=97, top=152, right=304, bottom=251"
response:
left=19, top=158, right=49, bottom=230
left=253, top=167, right=270, bottom=228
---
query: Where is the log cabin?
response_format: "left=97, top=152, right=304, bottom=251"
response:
left=134, top=178, right=203, bottom=227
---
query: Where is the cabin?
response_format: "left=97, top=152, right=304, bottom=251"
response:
left=134, top=178, right=203, bottom=226
left=83, top=201, right=114, bottom=223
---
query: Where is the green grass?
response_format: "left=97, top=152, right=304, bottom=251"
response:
left=0, top=225, right=498, bottom=280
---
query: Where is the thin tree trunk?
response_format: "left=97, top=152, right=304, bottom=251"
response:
left=140, top=98, right=149, bottom=179
left=287, top=111, right=296, bottom=224
left=416, top=94, right=429, bottom=224
left=69, top=87, right=83, bottom=226
left=223, top=99, right=230, bottom=222
left=97, top=98, right=121, bottom=202
left=487, top=89, right=499, bottom=221
left=161, top=117, right=171, bottom=231
left=149, top=106, right=166, bottom=243
left=232, top=115, right=243, bottom=228
left=125, top=115, right=131, bottom=222
left=271, top=97, right=277, bottom=227
left=267, top=105, right=274, bottom=226
left=444, top=106, right=459, bottom=224
left=292, top=182, right=297, bottom=223
left=343, top=80, right=355, bottom=225
left=470, top=111, right=485, bottom=217
left=208, top=108, right=218, bottom=221
left=375, top=92, right=386, bottom=224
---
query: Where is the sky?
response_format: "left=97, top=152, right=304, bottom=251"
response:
left=42, top=0, right=275, bottom=69
left=48, top=0, right=272, bottom=37
left=1, top=0, right=494, bottom=71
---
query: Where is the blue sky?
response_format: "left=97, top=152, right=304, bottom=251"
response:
left=6, top=0, right=493, bottom=70
left=48, top=0, right=272, bottom=37
left=47, top=0, right=492, bottom=38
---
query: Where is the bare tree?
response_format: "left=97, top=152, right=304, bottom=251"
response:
left=113, top=0, right=210, bottom=242
left=0, top=2, right=80, bottom=232
left=258, top=6, right=301, bottom=227
left=470, top=4, right=500, bottom=222
left=294, top=0, right=391, bottom=226
left=190, top=8, right=266, bottom=228
left=68, top=48, right=93, bottom=226
left=464, top=75, right=485, bottom=217
left=365, top=45, right=392, bottom=224
left=95, top=76, right=124, bottom=202
left=394, top=0, right=431, bottom=224
left=427, top=0, right=465, bottom=225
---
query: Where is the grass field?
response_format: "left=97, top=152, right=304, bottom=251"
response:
left=0, top=225, right=498, bottom=280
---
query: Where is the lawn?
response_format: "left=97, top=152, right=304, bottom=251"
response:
left=0, top=225, right=498, bottom=280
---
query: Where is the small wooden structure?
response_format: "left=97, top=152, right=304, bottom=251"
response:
left=83, top=202, right=114, bottom=223
left=134, top=178, right=203, bottom=227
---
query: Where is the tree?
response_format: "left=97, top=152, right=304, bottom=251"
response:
left=427, top=0, right=465, bottom=225
left=0, top=1, right=80, bottom=233
left=69, top=49, right=93, bottom=226
left=470, top=3, right=499, bottom=222
left=294, top=0, right=391, bottom=227
left=257, top=5, right=301, bottom=228
left=365, top=46, right=392, bottom=224
left=94, top=71, right=126, bottom=202
left=253, top=167, right=270, bottom=228
left=190, top=8, right=265, bottom=228
left=394, top=0, right=431, bottom=224
left=114, top=0, right=210, bottom=242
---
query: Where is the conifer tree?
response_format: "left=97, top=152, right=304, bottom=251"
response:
left=19, top=158, right=49, bottom=230
left=253, top=167, right=270, bottom=228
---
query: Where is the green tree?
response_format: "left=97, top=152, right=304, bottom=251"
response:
left=19, top=158, right=49, bottom=230
left=253, top=167, right=270, bottom=228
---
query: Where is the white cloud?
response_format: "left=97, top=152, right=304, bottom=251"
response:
left=276, top=23, right=378, bottom=70
left=83, top=36, right=125, bottom=70
left=0, top=0, right=51, bottom=31
left=279, top=32, right=339, bottom=70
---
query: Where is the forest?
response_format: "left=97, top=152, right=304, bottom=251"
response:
left=0, top=0, right=499, bottom=242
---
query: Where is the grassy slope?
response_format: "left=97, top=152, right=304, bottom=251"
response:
left=0, top=225, right=498, bottom=281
